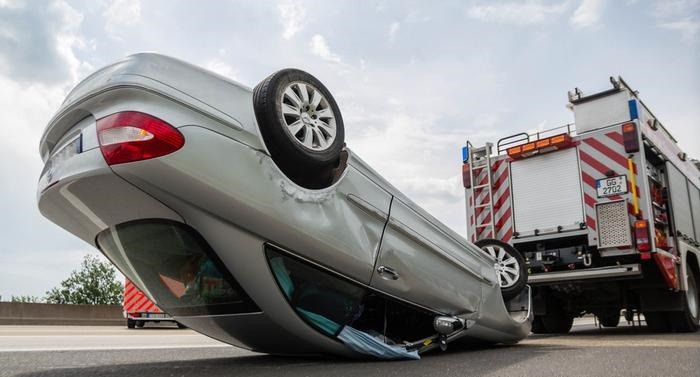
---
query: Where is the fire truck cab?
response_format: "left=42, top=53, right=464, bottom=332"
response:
left=463, top=77, right=700, bottom=333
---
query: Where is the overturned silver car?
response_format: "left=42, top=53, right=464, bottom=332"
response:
left=37, top=53, right=531, bottom=359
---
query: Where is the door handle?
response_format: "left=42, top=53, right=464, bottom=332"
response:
left=377, top=265, right=399, bottom=280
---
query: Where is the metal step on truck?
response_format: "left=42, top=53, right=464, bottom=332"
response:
left=462, top=77, right=700, bottom=333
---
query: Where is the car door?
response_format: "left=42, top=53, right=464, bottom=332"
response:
left=370, top=197, right=491, bottom=315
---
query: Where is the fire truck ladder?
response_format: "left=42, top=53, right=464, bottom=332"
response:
left=469, top=142, right=495, bottom=240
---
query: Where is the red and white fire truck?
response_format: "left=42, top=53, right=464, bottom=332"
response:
left=463, top=77, right=700, bottom=333
left=124, top=279, right=184, bottom=328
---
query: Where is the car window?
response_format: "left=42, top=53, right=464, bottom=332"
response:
left=97, top=220, right=258, bottom=316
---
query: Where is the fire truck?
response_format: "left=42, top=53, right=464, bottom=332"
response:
left=124, top=279, right=184, bottom=328
left=463, top=77, right=700, bottom=333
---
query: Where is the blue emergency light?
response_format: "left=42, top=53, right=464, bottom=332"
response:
left=461, top=146, right=469, bottom=163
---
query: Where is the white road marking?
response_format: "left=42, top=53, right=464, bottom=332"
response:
left=0, top=344, right=234, bottom=353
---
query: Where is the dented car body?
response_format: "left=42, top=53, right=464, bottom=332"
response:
left=38, top=53, right=531, bottom=358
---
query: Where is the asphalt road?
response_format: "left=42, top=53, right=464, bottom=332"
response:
left=1, top=319, right=699, bottom=377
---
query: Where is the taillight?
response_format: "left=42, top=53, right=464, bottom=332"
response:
left=462, top=163, right=471, bottom=188
left=634, top=219, right=651, bottom=252
left=622, top=122, right=639, bottom=153
left=97, top=111, right=184, bottom=165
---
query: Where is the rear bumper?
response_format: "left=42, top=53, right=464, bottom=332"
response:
left=528, top=263, right=642, bottom=285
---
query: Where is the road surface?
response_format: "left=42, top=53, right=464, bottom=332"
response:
left=1, top=318, right=698, bottom=377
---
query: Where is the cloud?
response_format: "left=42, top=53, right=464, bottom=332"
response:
left=278, top=0, right=306, bottom=39
left=388, top=21, right=400, bottom=41
left=310, top=34, right=342, bottom=63
left=103, top=0, right=141, bottom=41
left=466, top=1, right=568, bottom=25
left=570, top=0, right=606, bottom=29
left=0, top=0, right=85, bottom=85
left=653, top=0, right=700, bottom=42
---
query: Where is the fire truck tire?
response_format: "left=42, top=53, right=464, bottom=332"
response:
left=598, top=311, right=620, bottom=327
left=531, top=316, right=547, bottom=334
left=643, top=312, right=670, bottom=332
left=541, top=313, right=574, bottom=334
left=537, top=296, right=574, bottom=333
left=136, top=321, right=145, bottom=328
left=127, top=319, right=136, bottom=329
left=669, top=267, right=700, bottom=332
left=474, top=239, right=527, bottom=301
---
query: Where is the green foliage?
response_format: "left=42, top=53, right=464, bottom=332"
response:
left=10, top=295, right=42, bottom=303
left=45, top=254, right=123, bottom=305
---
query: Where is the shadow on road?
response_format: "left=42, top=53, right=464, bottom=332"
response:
left=14, top=342, right=570, bottom=377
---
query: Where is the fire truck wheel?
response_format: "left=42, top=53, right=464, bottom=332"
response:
left=540, top=312, right=574, bottom=334
left=474, top=239, right=527, bottom=301
left=597, top=310, right=621, bottom=327
left=531, top=316, right=547, bottom=334
left=669, top=267, right=700, bottom=332
left=643, top=312, right=670, bottom=332
left=136, top=321, right=145, bottom=328
left=127, top=319, right=136, bottom=329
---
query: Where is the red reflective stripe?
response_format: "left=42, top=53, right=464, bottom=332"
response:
left=495, top=208, right=512, bottom=228
left=136, top=299, right=157, bottom=313
left=579, top=150, right=613, bottom=176
left=582, top=138, right=630, bottom=171
left=492, top=187, right=510, bottom=210
left=502, top=228, right=513, bottom=242
left=606, top=131, right=623, bottom=145
left=586, top=215, right=597, bottom=230
left=126, top=293, right=147, bottom=312
left=581, top=171, right=597, bottom=188
left=584, top=193, right=597, bottom=208
left=492, top=170, right=509, bottom=190
left=129, top=295, right=150, bottom=313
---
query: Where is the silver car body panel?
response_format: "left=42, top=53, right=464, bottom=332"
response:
left=37, top=53, right=531, bottom=356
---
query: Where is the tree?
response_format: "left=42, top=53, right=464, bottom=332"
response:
left=11, top=295, right=42, bottom=303
left=46, top=254, right=123, bottom=305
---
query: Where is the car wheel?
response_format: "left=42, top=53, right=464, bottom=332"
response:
left=474, top=239, right=527, bottom=301
left=669, top=267, right=700, bottom=332
left=127, top=319, right=136, bottom=329
left=598, top=311, right=620, bottom=328
left=253, top=68, right=345, bottom=189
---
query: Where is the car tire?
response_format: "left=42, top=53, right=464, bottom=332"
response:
left=253, top=68, right=345, bottom=189
left=669, top=267, right=700, bottom=332
left=127, top=319, right=136, bottom=329
left=597, top=310, right=620, bottom=328
left=474, top=239, right=527, bottom=301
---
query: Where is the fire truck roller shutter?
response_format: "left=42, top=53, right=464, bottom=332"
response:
left=510, top=147, right=585, bottom=237
left=666, top=162, right=697, bottom=242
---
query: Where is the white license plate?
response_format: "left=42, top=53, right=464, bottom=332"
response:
left=596, top=175, right=628, bottom=197
left=146, top=313, right=166, bottom=319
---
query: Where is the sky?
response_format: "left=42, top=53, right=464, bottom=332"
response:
left=0, top=0, right=698, bottom=299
